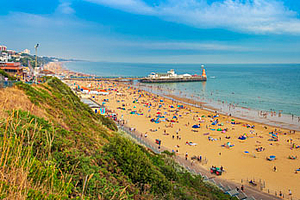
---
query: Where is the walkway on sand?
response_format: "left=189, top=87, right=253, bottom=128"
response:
left=118, top=123, right=284, bottom=200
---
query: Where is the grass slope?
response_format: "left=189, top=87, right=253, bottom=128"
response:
left=0, top=78, right=235, bottom=199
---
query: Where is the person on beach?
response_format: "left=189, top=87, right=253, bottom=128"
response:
left=185, top=152, right=188, bottom=160
left=241, top=185, right=244, bottom=191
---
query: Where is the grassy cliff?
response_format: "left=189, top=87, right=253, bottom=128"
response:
left=0, top=78, right=234, bottom=199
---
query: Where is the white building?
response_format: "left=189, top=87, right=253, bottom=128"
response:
left=23, top=49, right=31, bottom=54
left=0, top=52, right=10, bottom=62
left=148, top=69, right=191, bottom=79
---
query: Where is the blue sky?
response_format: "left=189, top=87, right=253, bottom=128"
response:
left=1, top=0, right=300, bottom=63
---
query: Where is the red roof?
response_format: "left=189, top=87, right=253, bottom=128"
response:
left=3, top=62, right=21, bottom=67
left=81, top=86, right=90, bottom=90
left=0, top=62, right=21, bottom=69
left=0, top=66, right=22, bottom=70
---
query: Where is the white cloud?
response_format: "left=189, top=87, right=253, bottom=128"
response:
left=85, top=0, right=300, bottom=34
left=85, top=0, right=155, bottom=14
left=56, top=2, right=75, bottom=15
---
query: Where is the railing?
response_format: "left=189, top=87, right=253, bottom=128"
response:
left=0, top=81, right=18, bottom=88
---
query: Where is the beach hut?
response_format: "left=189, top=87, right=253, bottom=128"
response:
left=81, top=98, right=105, bottom=115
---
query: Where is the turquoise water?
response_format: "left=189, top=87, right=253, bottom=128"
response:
left=65, top=61, right=300, bottom=117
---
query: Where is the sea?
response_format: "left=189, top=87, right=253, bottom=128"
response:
left=64, top=61, right=300, bottom=130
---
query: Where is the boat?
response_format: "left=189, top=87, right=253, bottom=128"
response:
left=139, top=65, right=207, bottom=83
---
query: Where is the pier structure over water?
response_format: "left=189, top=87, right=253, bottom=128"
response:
left=63, top=76, right=142, bottom=82
left=63, top=65, right=207, bottom=83
left=139, top=65, right=207, bottom=83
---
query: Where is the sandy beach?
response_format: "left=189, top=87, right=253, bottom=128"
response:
left=44, top=62, right=92, bottom=78
left=62, top=77, right=300, bottom=199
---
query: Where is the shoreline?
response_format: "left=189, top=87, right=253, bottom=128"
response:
left=132, top=83, right=300, bottom=132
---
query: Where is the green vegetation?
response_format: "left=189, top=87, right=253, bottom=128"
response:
left=0, top=77, right=235, bottom=199
left=9, top=53, right=54, bottom=68
left=105, top=136, right=234, bottom=199
left=0, top=69, right=17, bottom=80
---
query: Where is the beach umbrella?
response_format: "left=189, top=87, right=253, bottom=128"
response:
left=244, top=151, right=249, bottom=154
left=270, top=155, right=276, bottom=159
left=192, top=125, right=200, bottom=128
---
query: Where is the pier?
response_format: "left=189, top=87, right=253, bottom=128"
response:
left=63, top=76, right=143, bottom=82
left=63, top=65, right=207, bottom=83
